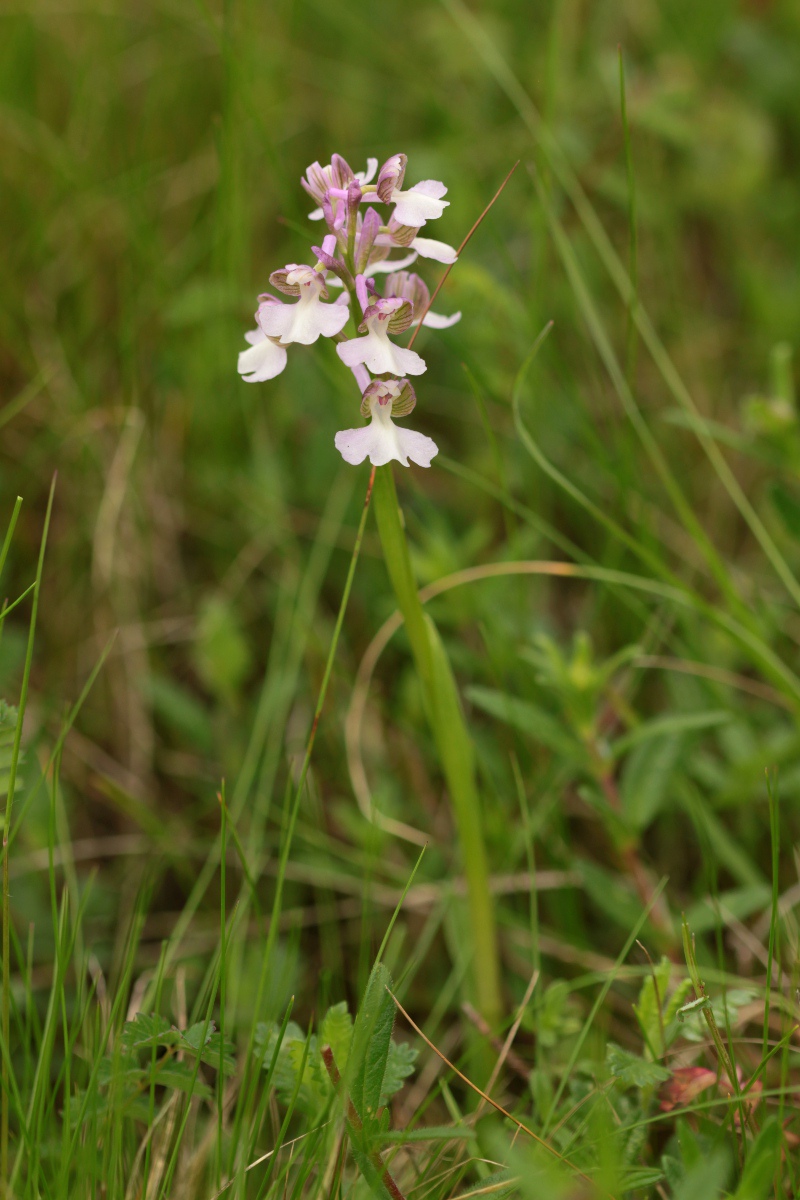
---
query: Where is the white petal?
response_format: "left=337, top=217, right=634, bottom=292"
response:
left=391, top=181, right=449, bottom=227
left=237, top=331, right=287, bottom=382
left=257, top=304, right=294, bottom=340
left=410, top=179, right=448, bottom=199
left=368, top=251, right=419, bottom=274
left=334, top=418, right=438, bottom=468
left=334, top=417, right=404, bottom=466
left=396, top=426, right=438, bottom=468
left=308, top=207, right=324, bottom=220
left=336, top=338, right=370, bottom=369
left=421, top=309, right=461, bottom=329
left=334, top=425, right=380, bottom=465
left=390, top=344, right=427, bottom=376
left=262, top=295, right=349, bottom=345
left=357, top=157, right=379, bottom=185
left=336, top=330, right=426, bottom=376
left=410, top=237, right=458, bottom=264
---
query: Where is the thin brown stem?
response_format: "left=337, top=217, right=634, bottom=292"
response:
left=321, top=1045, right=407, bottom=1200
left=407, top=161, right=519, bottom=349
left=387, top=988, right=616, bottom=1199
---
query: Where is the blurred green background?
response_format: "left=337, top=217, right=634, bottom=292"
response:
left=2, top=0, right=800, bottom=997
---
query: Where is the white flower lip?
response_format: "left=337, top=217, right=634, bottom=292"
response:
left=237, top=328, right=288, bottom=382
left=336, top=301, right=426, bottom=376
left=335, top=393, right=438, bottom=468
left=257, top=271, right=349, bottom=346
left=390, top=180, right=449, bottom=228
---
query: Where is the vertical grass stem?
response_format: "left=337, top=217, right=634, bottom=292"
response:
left=2, top=477, right=55, bottom=1194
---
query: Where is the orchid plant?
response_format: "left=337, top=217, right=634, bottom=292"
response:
left=236, top=151, right=502, bottom=1033
left=237, top=152, right=461, bottom=468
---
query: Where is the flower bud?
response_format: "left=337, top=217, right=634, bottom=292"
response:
left=384, top=270, right=430, bottom=314
left=355, top=207, right=382, bottom=274
left=376, top=153, right=407, bottom=203
left=346, top=179, right=363, bottom=213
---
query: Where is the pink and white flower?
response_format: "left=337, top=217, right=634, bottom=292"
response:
left=237, top=323, right=288, bottom=382
left=258, top=265, right=349, bottom=345
left=336, top=297, right=426, bottom=376
left=335, top=378, right=438, bottom=468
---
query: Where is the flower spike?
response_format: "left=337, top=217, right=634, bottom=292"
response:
left=238, top=149, right=457, bottom=466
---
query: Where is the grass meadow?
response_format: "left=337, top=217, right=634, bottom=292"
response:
left=2, top=0, right=800, bottom=1195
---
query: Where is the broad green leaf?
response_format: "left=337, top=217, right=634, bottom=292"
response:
left=686, top=885, right=771, bottom=934
left=349, top=962, right=395, bottom=1125
left=621, top=733, right=683, bottom=830
left=620, top=1168, right=666, bottom=1190
left=730, top=1119, right=780, bottom=1199
left=465, top=684, right=579, bottom=758
left=633, top=956, right=673, bottom=1055
left=151, top=1063, right=212, bottom=1100
left=672, top=1150, right=730, bottom=1200
left=606, top=1043, right=670, bottom=1089
left=382, top=1125, right=476, bottom=1143
left=613, top=710, right=731, bottom=756
left=769, top=481, right=800, bottom=539
left=578, top=860, right=643, bottom=930
left=194, top=595, right=251, bottom=701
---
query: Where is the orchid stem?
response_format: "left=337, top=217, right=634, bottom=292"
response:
left=372, top=464, right=501, bottom=1029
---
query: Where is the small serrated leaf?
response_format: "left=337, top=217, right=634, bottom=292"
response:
left=320, top=1002, right=353, bottom=1075
left=380, top=1040, right=417, bottom=1104
left=119, top=1013, right=174, bottom=1055
left=607, top=1043, right=671, bottom=1089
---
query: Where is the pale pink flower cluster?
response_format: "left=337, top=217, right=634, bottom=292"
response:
left=237, top=152, right=461, bottom=468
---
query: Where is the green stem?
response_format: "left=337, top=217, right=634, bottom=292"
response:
left=372, top=465, right=501, bottom=1026
left=2, top=479, right=55, bottom=1194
